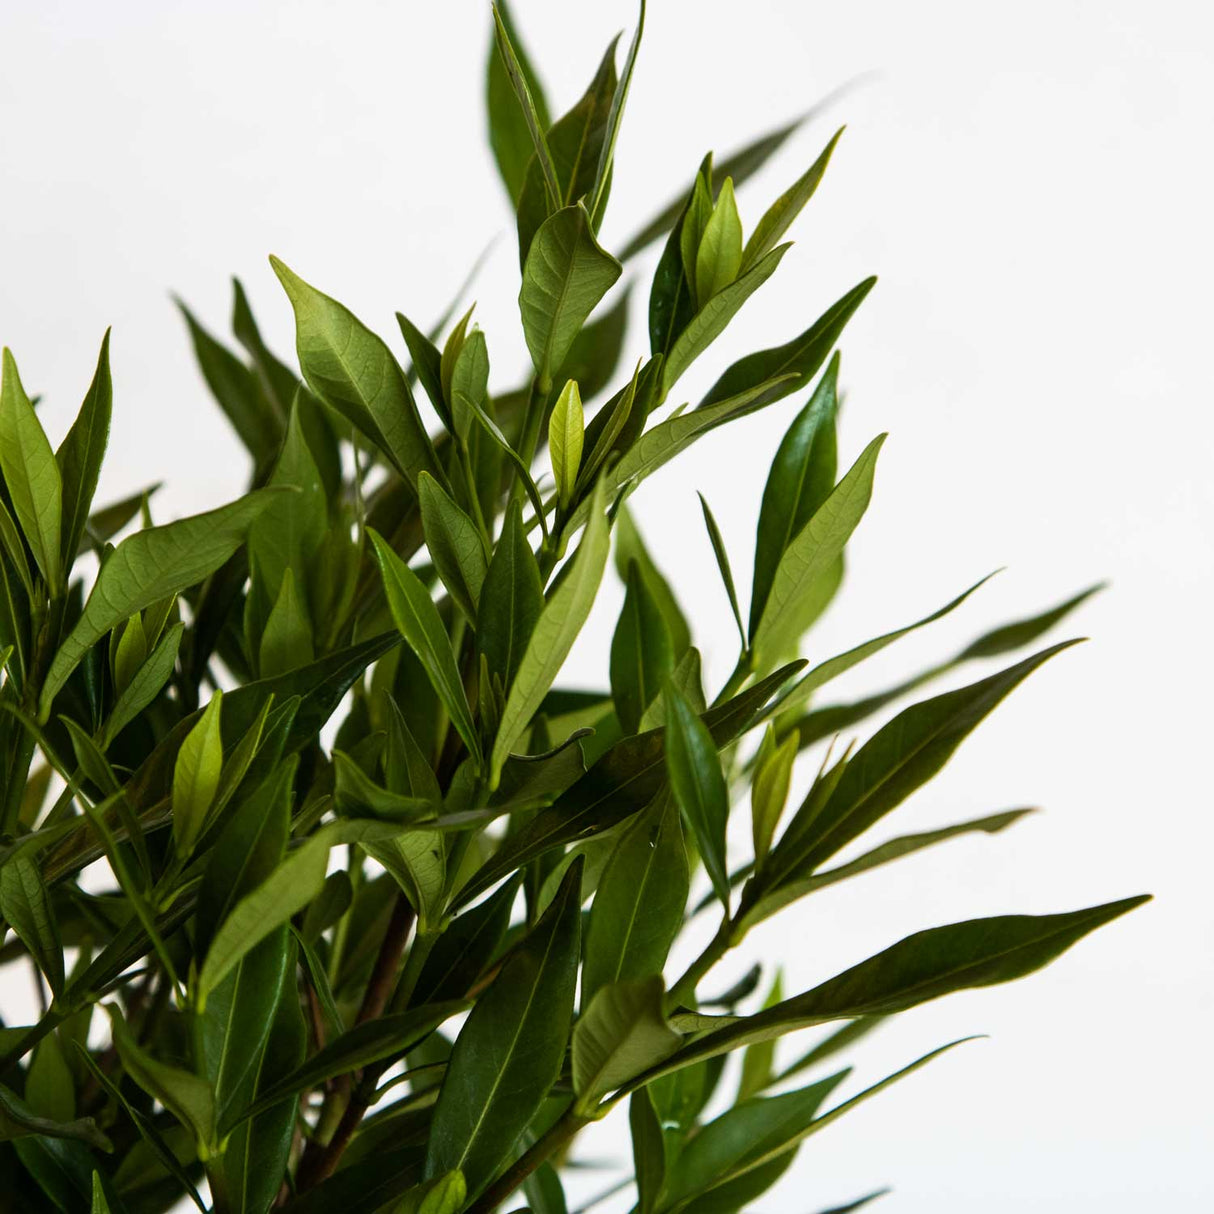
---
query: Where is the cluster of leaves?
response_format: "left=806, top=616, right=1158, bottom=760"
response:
left=0, top=4, right=1146, bottom=1213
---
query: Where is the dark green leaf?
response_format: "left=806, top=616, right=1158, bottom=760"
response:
left=629, top=1088, right=664, bottom=1214
left=589, top=0, right=645, bottom=218
left=0, top=1082, right=109, bottom=1151
left=614, top=507, right=690, bottom=656
left=610, top=560, right=674, bottom=733
left=486, top=0, right=551, bottom=205
left=697, top=493, right=746, bottom=653
left=957, top=583, right=1106, bottom=660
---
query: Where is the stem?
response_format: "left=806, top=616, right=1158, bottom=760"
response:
left=465, top=1107, right=590, bottom=1214
left=666, top=914, right=734, bottom=1010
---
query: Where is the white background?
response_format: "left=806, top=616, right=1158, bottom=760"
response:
left=1, top=1, right=1211, bottom=1210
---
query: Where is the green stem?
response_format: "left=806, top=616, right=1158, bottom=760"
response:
left=465, top=1106, right=590, bottom=1214
left=666, top=914, right=734, bottom=1010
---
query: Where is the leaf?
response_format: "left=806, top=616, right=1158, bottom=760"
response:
left=0, top=1083, right=109, bottom=1152
left=280, top=1150, right=423, bottom=1214
left=55, top=330, right=112, bottom=570
left=489, top=479, right=611, bottom=786
left=370, top=529, right=482, bottom=767
left=231, top=276, right=301, bottom=416
left=957, top=583, right=1106, bottom=660
left=638, top=647, right=704, bottom=732
left=0, top=348, right=62, bottom=589
left=698, top=493, right=746, bottom=653
left=737, top=971, right=784, bottom=1101
left=556, top=284, right=632, bottom=400
left=700, top=277, right=875, bottom=411
left=486, top=0, right=551, bottom=205
left=425, top=860, right=583, bottom=1198
left=259, top=568, right=314, bottom=678
left=40, top=488, right=283, bottom=716
left=419, top=472, right=488, bottom=627
left=764, top=643, right=1082, bottom=885
left=812, top=1192, right=891, bottom=1214
left=582, top=794, right=687, bottom=1008
left=450, top=327, right=490, bottom=442
left=741, top=127, right=844, bottom=271
left=751, top=434, right=885, bottom=667
left=744, top=810, right=1034, bottom=933
left=610, top=560, right=674, bottom=734
left=229, top=1002, right=466, bottom=1131
left=0, top=851, right=63, bottom=995
left=548, top=380, right=584, bottom=510
left=397, top=311, right=451, bottom=430
left=590, top=0, right=644, bottom=218
left=572, top=976, right=681, bottom=1115
left=171, top=690, right=223, bottom=858
left=751, top=725, right=798, bottom=869
left=106, top=1005, right=216, bottom=1149
left=576, top=358, right=643, bottom=495
left=662, top=245, right=788, bottom=396
left=491, top=0, right=561, bottom=213
left=520, top=204, right=623, bottom=392
left=615, top=507, right=690, bottom=656
left=696, top=179, right=744, bottom=304
left=26, top=1034, right=75, bottom=1124
left=627, top=898, right=1149, bottom=1086
left=750, top=354, right=839, bottom=636
left=269, top=256, right=443, bottom=490
left=629, top=1088, right=664, bottom=1214
left=364, top=829, right=447, bottom=934
left=665, top=683, right=730, bottom=909
left=177, top=299, right=282, bottom=467
left=771, top=1016, right=884, bottom=1087
left=475, top=502, right=543, bottom=700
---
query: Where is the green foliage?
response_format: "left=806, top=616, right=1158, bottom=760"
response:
left=0, top=8, right=1143, bottom=1214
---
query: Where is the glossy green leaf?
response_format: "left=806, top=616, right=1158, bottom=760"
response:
left=476, top=501, right=543, bottom=695
left=425, top=860, right=583, bottom=1198
left=583, top=794, right=687, bottom=1007
left=270, top=256, right=443, bottom=490
left=41, top=488, right=282, bottom=716
left=486, top=0, right=551, bottom=205
left=572, top=976, right=681, bottom=1115
left=665, top=682, right=730, bottom=909
left=695, top=178, right=743, bottom=304
left=419, top=472, right=488, bottom=626
left=0, top=851, right=63, bottom=995
left=548, top=380, right=584, bottom=510
left=364, top=828, right=447, bottom=933
left=751, top=434, right=885, bottom=667
left=370, top=528, right=482, bottom=767
left=741, top=127, right=843, bottom=271
left=489, top=479, right=610, bottom=786
left=55, top=330, right=113, bottom=570
left=171, top=689, right=223, bottom=858
left=450, top=327, right=490, bottom=442
left=697, top=492, right=746, bottom=653
left=0, top=348, right=62, bottom=590
left=520, top=204, right=622, bottom=392
left=610, top=560, right=674, bottom=734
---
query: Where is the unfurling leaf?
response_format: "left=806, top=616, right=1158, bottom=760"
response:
left=548, top=379, right=584, bottom=510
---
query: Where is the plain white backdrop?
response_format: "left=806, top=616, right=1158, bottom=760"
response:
left=1, top=1, right=1211, bottom=1209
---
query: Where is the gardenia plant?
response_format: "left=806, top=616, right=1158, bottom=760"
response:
left=0, top=4, right=1146, bottom=1212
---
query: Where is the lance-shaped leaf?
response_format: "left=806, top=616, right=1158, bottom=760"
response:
left=548, top=380, right=584, bottom=509
left=701, top=277, right=875, bottom=410
left=649, top=157, right=706, bottom=359
left=665, top=683, right=731, bottom=909
left=737, top=971, right=785, bottom=1101
left=259, top=568, right=314, bottom=677
left=751, top=434, right=885, bottom=667
left=695, top=179, right=744, bottom=305
left=55, top=330, right=112, bottom=571
left=638, top=647, right=704, bottom=732
left=489, top=480, right=611, bottom=786
left=520, top=204, right=622, bottom=392
left=741, top=127, right=844, bottom=272
left=425, top=860, right=583, bottom=1198
left=398, top=311, right=451, bottom=430
left=0, top=348, right=62, bottom=590
left=228, top=1002, right=466, bottom=1131
left=583, top=794, right=687, bottom=1008
left=231, top=276, right=300, bottom=414
left=610, top=560, right=674, bottom=734
left=40, top=488, right=282, bottom=716
left=957, top=583, right=1107, bottom=659
left=269, top=256, right=444, bottom=490
left=615, top=507, right=690, bottom=656
left=630, top=1087, right=665, bottom=1214
left=623, top=898, right=1148, bottom=1089
left=477, top=501, right=543, bottom=693
left=486, top=0, right=551, bottom=205
left=0, top=851, right=64, bottom=995
left=0, top=1083, right=110, bottom=1154
left=663, top=245, right=788, bottom=396
left=743, top=810, right=1035, bottom=934
left=573, top=976, right=682, bottom=1115
left=751, top=725, right=798, bottom=869
left=589, top=0, right=645, bottom=218
left=765, top=642, right=1080, bottom=885
left=698, top=492, right=746, bottom=652
left=172, top=689, right=223, bottom=858
left=419, top=472, right=488, bottom=626
left=370, top=529, right=481, bottom=767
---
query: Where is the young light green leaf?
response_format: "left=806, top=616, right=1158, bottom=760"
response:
left=751, top=433, right=886, bottom=668
left=679, top=167, right=715, bottom=313
left=172, top=689, right=223, bottom=859
left=572, top=976, right=681, bottom=1115
left=583, top=794, right=687, bottom=1008
left=40, top=488, right=283, bottom=716
left=698, top=492, right=746, bottom=653
left=425, top=859, right=583, bottom=1198
left=0, top=851, right=64, bottom=995
left=548, top=379, right=584, bottom=510
left=419, top=472, right=488, bottom=626
left=269, top=256, right=444, bottom=491
left=111, top=613, right=148, bottom=697
left=489, top=479, right=611, bottom=787
left=610, top=560, right=674, bottom=734
left=370, top=529, right=482, bottom=768
left=665, top=682, right=731, bottom=910
left=751, top=725, right=798, bottom=868
left=520, top=204, right=622, bottom=392
left=741, top=127, right=844, bottom=271
left=55, top=330, right=112, bottom=570
left=695, top=178, right=744, bottom=305
left=0, top=348, right=62, bottom=590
